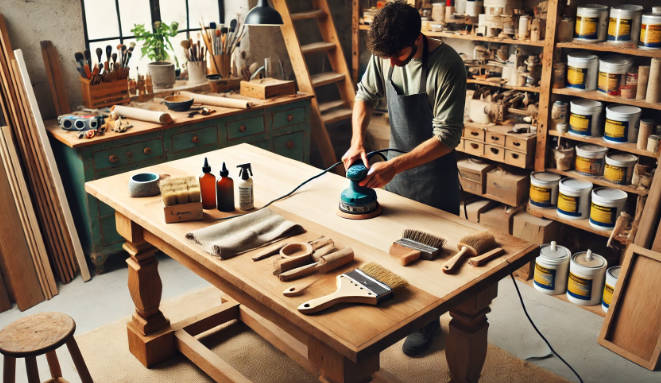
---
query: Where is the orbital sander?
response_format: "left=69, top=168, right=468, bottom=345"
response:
left=337, top=162, right=382, bottom=220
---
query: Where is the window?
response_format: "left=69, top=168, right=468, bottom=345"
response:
left=81, top=0, right=224, bottom=74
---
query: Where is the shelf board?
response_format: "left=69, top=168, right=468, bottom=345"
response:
left=556, top=41, right=661, bottom=59
left=526, top=204, right=626, bottom=244
left=546, top=168, right=648, bottom=196
left=548, top=130, right=660, bottom=159
left=552, top=88, right=661, bottom=111
left=524, top=280, right=606, bottom=317
left=467, top=78, right=540, bottom=93
left=461, top=188, right=522, bottom=207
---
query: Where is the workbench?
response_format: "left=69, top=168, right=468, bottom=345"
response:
left=85, top=144, right=538, bottom=383
left=47, top=93, right=312, bottom=272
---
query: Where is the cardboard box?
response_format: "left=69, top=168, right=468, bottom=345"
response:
left=458, top=158, right=494, bottom=195
left=240, top=78, right=296, bottom=99
left=485, top=167, right=529, bottom=206
left=461, top=199, right=496, bottom=223
left=511, top=212, right=561, bottom=280
left=164, top=202, right=203, bottom=223
left=479, top=205, right=518, bottom=234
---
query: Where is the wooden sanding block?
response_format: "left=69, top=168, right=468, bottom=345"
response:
left=278, top=248, right=354, bottom=281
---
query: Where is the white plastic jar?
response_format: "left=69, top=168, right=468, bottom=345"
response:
left=534, top=241, right=571, bottom=295
left=589, top=187, right=627, bottom=230
left=639, top=14, right=661, bottom=49
left=567, top=52, right=598, bottom=90
left=575, top=4, right=609, bottom=42
left=575, top=144, right=608, bottom=176
left=569, top=99, right=603, bottom=136
left=529, top=172, right=562, bottom=208
left=608, top=5, right=644, bottom=44
left=604, top=105, right=642, bottom=143
left=602, top=266, right=621, bottom=312
left=597, top=56, right=633, bottom=96
left=567, top=249, right=607, bottom=306
left=604, top=153, right=638, bottom=184
left=557, top=178, right=593, bottom=219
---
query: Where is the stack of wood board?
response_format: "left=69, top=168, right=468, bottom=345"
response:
left=0, top=14, right=89, bottom=283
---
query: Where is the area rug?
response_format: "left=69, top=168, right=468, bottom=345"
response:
left=76, top=287, right=570, bottom=383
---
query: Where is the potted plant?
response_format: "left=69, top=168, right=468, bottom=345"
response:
left=131, top=21, right=179, bottom=88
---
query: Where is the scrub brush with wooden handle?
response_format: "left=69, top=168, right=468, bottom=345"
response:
left=442, top=231, right=497, bottom=274
left=389, top=229, right=445, bottom=266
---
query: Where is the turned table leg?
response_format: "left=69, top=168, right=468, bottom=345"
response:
left=446, top=283, right=498, bottom=383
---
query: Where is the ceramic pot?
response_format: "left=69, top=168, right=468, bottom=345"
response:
left=128, top=172, right=161, bottom=197
left=148, top=61, right=175, bottom=88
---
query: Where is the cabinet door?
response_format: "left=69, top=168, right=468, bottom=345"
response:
left=227, top=114, right=266, bottom=142
left=169, top=123, right=220, bottom=156
left=92, top=137, right=164, bottom=173
left=272, top=105, right=306, bottom=131
left=273, top=131, right=305, bottom=161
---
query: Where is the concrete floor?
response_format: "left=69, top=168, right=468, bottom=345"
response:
left=0, top=255, right=658, bottom=383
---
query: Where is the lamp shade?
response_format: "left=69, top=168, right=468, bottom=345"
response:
left=245, top=0, right=283, bottom=26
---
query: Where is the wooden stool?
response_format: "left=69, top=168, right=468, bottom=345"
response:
left=0, top=312, right=92, bottom=383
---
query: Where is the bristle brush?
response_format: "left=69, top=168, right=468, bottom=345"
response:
left=389, top=229, right=445, bottom=266
left=442, top=231, right=497, bottom=274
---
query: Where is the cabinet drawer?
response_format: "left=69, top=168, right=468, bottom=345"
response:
left=505, top=133, right=536, bottom=154
left=486, top=131, right=505, bottom=146
left=92, top=138, right=163, bottom=171
left=464, top=126, right=485, bottom=142
left=273, top=131, right=305, bottom=161
left=273, top=106, right=306, bottom=130
left=484, top=144, right=505, bottom=162
left=463, top=140, right=484, bottom=157
left=227, top=115, right=265, bottom=140
left=505, top=149, right=532, bottom=168
left=171, top=125, right=219, bottom=154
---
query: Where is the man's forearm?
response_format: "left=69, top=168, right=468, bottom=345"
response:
left=389, top=137, right=452, bottom=173
left=351, top=100, right=372, bottom=147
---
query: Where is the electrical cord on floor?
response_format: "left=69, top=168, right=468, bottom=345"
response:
left=510, top=273, right=584, bottom=383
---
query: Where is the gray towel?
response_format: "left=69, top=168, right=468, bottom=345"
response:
left=185, top=208, right=304, bottom=259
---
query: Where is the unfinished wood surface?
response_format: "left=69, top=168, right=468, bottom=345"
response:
left=0, top=312, right=74, bottom=356
left=85, top=143, right=537, bottom=365
left=634, top=160, right=661, bottom=249
left=598, top=245, right=661, bottom=370
left=40, top=41, right=70, bottom=115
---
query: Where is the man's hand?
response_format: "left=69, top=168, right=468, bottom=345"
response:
left=341, top=144, right=369, bottom=170
left=359, top=160, right=397, bottom=189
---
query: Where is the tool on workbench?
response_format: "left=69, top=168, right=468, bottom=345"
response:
left=442, top=231, right=497, bottom=274
left=273, top=237, right=334, bottom=275
left=389, top=229, right=445, bottom=266
left=468, top=247, right=505, bottom=266
left=337, top=161, right=382, bottom=220
left=298, top=262, right=407, bottom=314
left=278, top=247, right=354, bottom=281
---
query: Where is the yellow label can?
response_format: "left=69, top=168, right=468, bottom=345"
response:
left=568, top=272, right=592, bottom=301
left=567, top=66, right=586, bottom=88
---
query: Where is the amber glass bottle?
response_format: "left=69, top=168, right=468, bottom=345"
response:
left=199, top=157, right=216, bottom=209
left=217, top=162, right=235, bottom=212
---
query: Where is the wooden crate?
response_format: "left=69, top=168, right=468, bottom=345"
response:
left=458, top=158, right=494, bottom=194
left=485, top=167, right=529, bottom=206
left=240, top=78, right=296, bottom=99
left=80, top=77, right=129, bottom=108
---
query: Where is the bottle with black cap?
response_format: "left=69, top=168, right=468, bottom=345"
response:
left=217, top=162, right=234, bottom=212
left=199, top=157, right=216, bottom=209
left=237, top=163, right=254, bottom=211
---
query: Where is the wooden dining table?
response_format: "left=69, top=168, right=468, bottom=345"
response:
left=85, top=143, right=538, bottom=383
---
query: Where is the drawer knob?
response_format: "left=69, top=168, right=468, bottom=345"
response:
left=470, top=131, right=479, bottom=136
left=511, top=153, right=520, bottom=159
left=491, top=136, right=500, bottom=141
left=108, top=154, right=119, bottom=164
left=192, top=135, right=199, bottom=143
left=286, top=140, right=295, bottom=150
left=126, top=151, right=133, bottom=159
left=143, top=147, right=152, bottom=155
left=239, top=125, right=247, bottom=132
left=287, top=114, right=294, bottom=122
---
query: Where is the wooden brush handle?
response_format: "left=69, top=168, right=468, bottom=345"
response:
left=279, top=262, right=317, bottom=281
left=316, top=248, right=354, bottom=273
left=468, top=248, right=505, bottom=267
left=389, top=242, right=422, bottom=266
left=298, top=276, right=378, bottom=314
left=283, top=278, right=319, bottom=297
left=442, top=247, right=470, bottom=274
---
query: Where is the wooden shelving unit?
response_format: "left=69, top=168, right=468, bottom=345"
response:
left=548, top=130, right=659, bottom=159
left=553, top=88, right=661, bottom=112
left=524, top=280, right=606, bottom=317
left=527, top=204, right=626, bottom=244
left=467, top=78, right=540, bottom=93
left=556, top=41, right=661, bottom=59
left=546, top=168, right=649, bottom=196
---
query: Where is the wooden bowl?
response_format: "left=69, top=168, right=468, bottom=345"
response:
left=164, top=95, right=194, bottom=111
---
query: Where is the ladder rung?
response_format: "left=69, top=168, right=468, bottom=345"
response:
left=311, top=72, right=345, bottom=88
left=318, top=100, right=346, bottom=113
left=301, top=42, right=336, bottom=55
left=321, top=107, right=352, bottom=125
left=291, top=9, right=326, bottom=21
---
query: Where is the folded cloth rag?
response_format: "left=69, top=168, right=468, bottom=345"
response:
left=185, top=208, right=304, bottom=259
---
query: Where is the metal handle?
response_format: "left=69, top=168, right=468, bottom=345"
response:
left=108, top=154, right=119, bottom=163
left=239, top=125, right=247, bottom=132
left=191, top=135, right=199, bottom=143
left=143, top=147, right=152, bottom=155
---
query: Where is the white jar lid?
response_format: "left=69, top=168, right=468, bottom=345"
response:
left=560, top=177, right=593, bottom=191
left=592, top=187, right=628, bottom=201
left=532, top=172, right=562, bottom=183
left=540, top=241, right=571, bottom=262
left=572, top=249, right=606, bottom=268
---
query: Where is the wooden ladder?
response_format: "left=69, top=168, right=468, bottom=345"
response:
left=273, top=0, right=355, bottom=168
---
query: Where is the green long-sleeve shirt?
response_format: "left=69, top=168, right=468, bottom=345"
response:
left=356, top=40, right=466, bottom=149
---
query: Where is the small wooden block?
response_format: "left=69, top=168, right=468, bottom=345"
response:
left=164, top=202, right=203, bottom=223
left=240, top=78, right=296, bottom=99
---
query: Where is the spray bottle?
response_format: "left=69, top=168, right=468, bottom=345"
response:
left=237, top=163, right=254, bottom=211
left=217, top=162, right=235, bottom=212
left=199, top=157, right=216, bottom=209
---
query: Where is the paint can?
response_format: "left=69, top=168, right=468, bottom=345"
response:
left=604, top=153, right=638, bottom=185
left=518, top=15, right=530, bottom=40
left=567, top=249, right=607, bottom=306
left=569, top=99, right=602, bottom=136
left=639, top=14, right=661, bottom=49
left=575, top=4, right=609, bottom=42
left=608, top=5, right=643, bottom=44
left=567, top=52, right=598, bottom=90
left=529, top=172, right=562, bottom=208
left=534, top=241, right=571, bottom=295
left=602, top=266, right=621, bottom=312
left=589, top=187, right=627, bottom=230
left=557, top=178, right=592, bottom=219
left=597, top=56, right=633, bottom=96
left=575, top=144, right=607, bottom=176
left=604, top=105, right=641, bottom=143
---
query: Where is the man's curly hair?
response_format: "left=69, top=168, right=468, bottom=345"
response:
left=367, top=1, right=421, bottom=58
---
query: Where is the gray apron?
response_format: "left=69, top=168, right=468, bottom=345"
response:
left=384, top=40, right=460, bottom=215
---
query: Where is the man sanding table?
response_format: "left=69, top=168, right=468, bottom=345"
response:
left=341, top=1, right=467, bottom=356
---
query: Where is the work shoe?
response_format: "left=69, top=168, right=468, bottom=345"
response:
left=402, top=318, right=441, bottom=357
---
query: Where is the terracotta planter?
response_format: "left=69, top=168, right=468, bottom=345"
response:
left=148, top=61, right=175, bottom=88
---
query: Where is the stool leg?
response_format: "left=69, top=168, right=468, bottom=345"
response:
left=46, top=350, right=62, bottom=378
left=24, top=356, right=39, bottom=383
left=3, top=356, right=15, bottom=383
left=66, top=338, right=93, bottom=383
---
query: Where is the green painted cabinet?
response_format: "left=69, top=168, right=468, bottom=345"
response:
left=49, top=97, right=311, bottom=273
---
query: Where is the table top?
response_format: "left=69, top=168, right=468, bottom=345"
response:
left=47, top=92, right=313, bottom=149
left=85, top=144, right=537, bottom=362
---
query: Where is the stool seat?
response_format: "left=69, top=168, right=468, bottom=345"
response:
left=0, top=312, right=75, bottom=357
